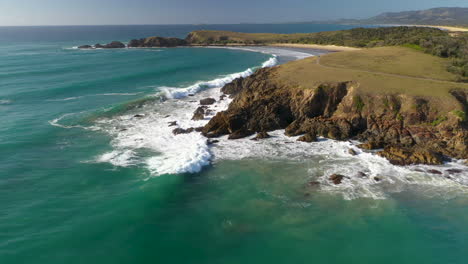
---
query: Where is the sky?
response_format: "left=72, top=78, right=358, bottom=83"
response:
left=0, top=0, right=467, bottom=26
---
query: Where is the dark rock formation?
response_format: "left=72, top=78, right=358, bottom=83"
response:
left=104, top=41, right=126, bottom=49
left=200, top=98, right=216, bottom=105
left=192, top=106, right=207, bottom=121
left=297, top=132, right=317, bottom=143
left=173, top=127, right=195, bottom=135
left=377, top=146, right=444, bottom=165
left=207, top=139, right=219, bottom=145
left=168, top=121, right=177, bottom=127
left=87, top=42, right=125, bottom=49
left=252, top=131, right=271, bottom=140
left=358, top=141, right=384, bottom=150
left=329, top=174, right=346, bottom=185
left=228, top=128, right=254, bottom=140
left=128, top=37, right=187, bottom=48
left=221, top=78, right=245, bottom=97
left=446, top=169, right=463, bottom=174
left=428, top=169, right=443, bottom=175
left=173, top=127, right=204, bottom=135
left=78, top=45, right=93, bottom=49
left=348, top=148, right=358, bottom=155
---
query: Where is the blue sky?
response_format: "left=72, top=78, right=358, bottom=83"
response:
left=0, top=0, right=467, bottom=26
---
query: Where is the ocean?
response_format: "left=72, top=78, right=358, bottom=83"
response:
left=0, top=24, right=467, bottom=264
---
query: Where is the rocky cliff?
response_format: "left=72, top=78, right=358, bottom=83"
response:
left=202, top=66, right=468, bottom=165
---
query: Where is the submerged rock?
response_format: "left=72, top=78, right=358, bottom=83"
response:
left=428, top=169, right=443, bottom=175
left=192, top=106, right=207, bottom=121
left=207, top=139, right=219, bottom=145
left=348, top=148, right=358, bottom=156
left=168, top=121, right=177, bottom=127
left=172, top=127, right=195, bottom=135
left=228, top=129, right=254, bottom=140
left=357, top=172, right=368, bottom=178
left=329, top=174, right=346, bottom=185
left=252, top=131, right=271, bottom=140
left=297, top=132, right=317, bottom=143
left=446, top=169, right=463, bottom=174
left=200, top=98, right=216, bottom=105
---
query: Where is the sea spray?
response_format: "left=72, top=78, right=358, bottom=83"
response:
left=95, top=55, right=279, bottom=176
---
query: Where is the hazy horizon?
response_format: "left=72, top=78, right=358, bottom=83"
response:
left=0, top=0, right=467, bottom=26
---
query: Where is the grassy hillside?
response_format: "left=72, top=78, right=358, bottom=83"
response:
left=187, top=27, right=468, bottom=82
left=273, top=47, right=468, bottom=111
left=319, top=47, right=460, bottom=82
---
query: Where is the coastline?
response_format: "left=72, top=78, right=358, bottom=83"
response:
left=268, top=43, right=362, bottom=52
left=391, top=24, right=468, bottom=32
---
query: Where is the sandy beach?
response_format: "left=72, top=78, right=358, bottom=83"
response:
left=268, top=43, right=362, bottom=52
left=396, top=24, right=468, bottom=32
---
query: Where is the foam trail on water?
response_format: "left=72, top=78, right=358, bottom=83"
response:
left=0, top=99, right=11, bottom=105
left=47, top=96, right=84, bottom=102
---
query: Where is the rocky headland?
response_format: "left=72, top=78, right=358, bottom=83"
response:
left=200, top=48, right=468, bottom=166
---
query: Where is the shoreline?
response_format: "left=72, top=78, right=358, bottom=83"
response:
left=385, top=24, right=468, bottom=32
left=267, top=43, right=361, bottom=52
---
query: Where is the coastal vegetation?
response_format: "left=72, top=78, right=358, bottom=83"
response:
left=187, top=27, right=468, bottom=82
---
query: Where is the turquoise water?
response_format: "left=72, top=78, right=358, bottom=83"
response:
left=1, top=25, right=468, bottom=263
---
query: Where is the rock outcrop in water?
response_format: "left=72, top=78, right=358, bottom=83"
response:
left=202, top=67, right=468, bottom=165
left=79, top=36, right=188, bottom=49
left=127, top=37, right=187, bottom=47
left=79, top=41, right=126, bottom=49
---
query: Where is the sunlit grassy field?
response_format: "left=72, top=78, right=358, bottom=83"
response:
left=273, top=47, right=468, bottom=112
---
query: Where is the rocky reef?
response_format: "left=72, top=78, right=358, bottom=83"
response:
left=79, top=41, right=126, bottom=49
left=78, top=36, right=188, bottom=49
left=202, top=67, right=468, bottom=165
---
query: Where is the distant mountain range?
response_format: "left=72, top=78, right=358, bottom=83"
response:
left=303, top=7, right=468, bottom=27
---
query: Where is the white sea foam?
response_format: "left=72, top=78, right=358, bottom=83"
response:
left=0, top=99, right=11, bottom=105
left=159, top=57, right=278, bottom=99
left=96, top=150, right=137, bottom=167
left=210, top=131, right=468, bottom=200
left=94, top=55, right=277, bottom=176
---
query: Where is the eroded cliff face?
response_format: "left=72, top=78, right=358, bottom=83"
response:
left=202, top=67, right=468, bottom=165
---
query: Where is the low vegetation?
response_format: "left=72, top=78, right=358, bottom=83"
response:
left=274, top=47, right=468, bottom=112
left=187, top=27, right=468, bottom=82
